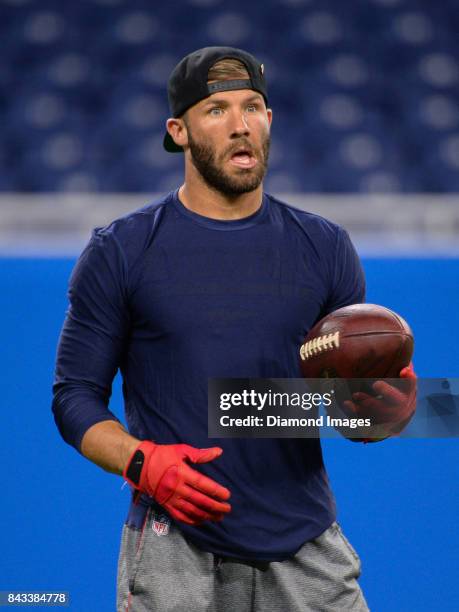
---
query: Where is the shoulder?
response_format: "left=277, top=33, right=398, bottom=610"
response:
left=95, top=192, right=172, bottom=241
left=90, top=191, right=174, bottom=261
left=265, top=192, right=346, bottom=245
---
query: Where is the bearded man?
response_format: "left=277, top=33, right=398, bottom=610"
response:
left=53, top=47, right=371, bottom=611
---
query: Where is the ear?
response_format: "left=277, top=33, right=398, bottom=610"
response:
left=166, top=118, right=188, bottom=149
left=266, top=108, right=273, bottom=127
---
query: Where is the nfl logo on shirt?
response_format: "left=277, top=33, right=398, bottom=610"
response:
left=152, top=512, right=171, bottom=536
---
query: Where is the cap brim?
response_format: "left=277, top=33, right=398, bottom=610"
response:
left=163, top=132, right=183, bottom=153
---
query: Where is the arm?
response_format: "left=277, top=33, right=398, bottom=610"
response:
left=323, top=226, right=366, bottom=315
left=80, top=421, right=140, bottom=475
left=52, top=227, right=129, bottom=452
left=323, top=228, right=416, bottom=441
left=53, top=227, right=231, bottom=524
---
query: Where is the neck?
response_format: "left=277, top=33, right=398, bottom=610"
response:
left=178, top=164, right=263, bottom=221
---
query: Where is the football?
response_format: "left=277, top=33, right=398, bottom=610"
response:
left=299, top=303, right=414, bottom=379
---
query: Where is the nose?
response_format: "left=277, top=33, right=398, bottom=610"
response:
left=229, top=109, right=250, bottom=138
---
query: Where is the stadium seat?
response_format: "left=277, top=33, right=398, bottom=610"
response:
left=0, top=0, right=458, bottom=192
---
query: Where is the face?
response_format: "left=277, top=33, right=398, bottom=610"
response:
left=179, top=89, right=272, bottom=196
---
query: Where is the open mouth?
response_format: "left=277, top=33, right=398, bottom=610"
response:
left=229, top=148, right=258, bottom=169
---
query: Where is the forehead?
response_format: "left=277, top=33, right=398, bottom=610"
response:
left=194, top=88, right=265, bottom=109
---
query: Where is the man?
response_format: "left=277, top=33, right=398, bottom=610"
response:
left=53, top=47, right=414, bottom=611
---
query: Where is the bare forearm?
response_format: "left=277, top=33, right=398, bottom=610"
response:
left=80, top=420, right=140, bottom=475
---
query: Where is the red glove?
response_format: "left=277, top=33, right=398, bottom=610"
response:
left=343, top=362, right=417, bottom=443
left=123, top=441, right=232, bottom=525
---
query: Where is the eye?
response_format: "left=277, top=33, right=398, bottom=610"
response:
left=246, top=104, right=258, bottom=112
left=209, top=107, right=223, bottom=116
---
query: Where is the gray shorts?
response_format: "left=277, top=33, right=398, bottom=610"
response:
left=117, top=508, right=369, bottom=612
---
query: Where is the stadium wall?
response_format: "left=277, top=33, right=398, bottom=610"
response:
left=2, top=194, right=458, bottom=611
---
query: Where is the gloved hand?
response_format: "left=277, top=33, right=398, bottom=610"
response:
left=343, top=362, right=417, bottom=443
left=123, top=441, right=232, bottom=525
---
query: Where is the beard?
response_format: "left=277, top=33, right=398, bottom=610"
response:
left=186, top=126, right=270, bottom=196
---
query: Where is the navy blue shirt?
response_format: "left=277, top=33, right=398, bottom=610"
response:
left=52, top=190, right=365, bottom=561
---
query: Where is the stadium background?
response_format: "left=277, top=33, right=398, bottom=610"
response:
left=1, top=0, right=458, bottom=610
